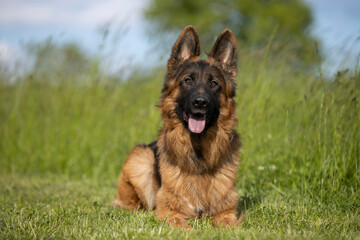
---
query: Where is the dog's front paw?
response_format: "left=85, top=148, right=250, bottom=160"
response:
left=166, top=215, right=193, bottom=230
left=212, top=210, right=238, bottom=228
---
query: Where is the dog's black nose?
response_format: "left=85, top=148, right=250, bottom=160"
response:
left=192, top=96, right=209, bottom=109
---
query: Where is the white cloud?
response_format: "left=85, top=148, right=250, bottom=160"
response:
left=0, top=0, right=146, bottom=27
left=0, top=41, right=18, bottom=62
left=0, top=40, right=27, bottom=71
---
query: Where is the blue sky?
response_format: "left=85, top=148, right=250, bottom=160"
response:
left=304, top=0, right=360, bottom=73
left=0, top=0, right=359, bottom=74
left=0, top=0, right=150, bottom=71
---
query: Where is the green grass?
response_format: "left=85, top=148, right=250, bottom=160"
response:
left=0, top=52, right=359, bottom=239
left=1, top=174, right=358, bottom=239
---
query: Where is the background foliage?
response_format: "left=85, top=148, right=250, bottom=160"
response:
left=145, top=0, right=318, bottom=67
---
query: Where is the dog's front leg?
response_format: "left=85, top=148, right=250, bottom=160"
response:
left=155, top=189, right=192, bottom=230
left=155, top=207, right=192, bottom=230
left=211, top=209, right=238, bottom=228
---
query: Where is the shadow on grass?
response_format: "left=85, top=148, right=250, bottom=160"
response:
left=237, top=194, right=262, bottom=218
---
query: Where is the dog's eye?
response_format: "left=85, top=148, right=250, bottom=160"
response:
left=184, top=77, right=193, bottom=85
left=210, top=80, right=218, bottom=87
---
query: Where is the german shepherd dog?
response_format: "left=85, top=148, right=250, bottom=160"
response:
left=114, top=26, right=243, bottom=229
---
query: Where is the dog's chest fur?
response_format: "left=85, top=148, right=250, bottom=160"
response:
left=156, top=127, right=239, bottom=217
left=158, top=158, right=238, bottom=218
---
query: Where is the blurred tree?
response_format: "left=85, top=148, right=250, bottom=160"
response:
left=145, top=0, right=319, bottom=67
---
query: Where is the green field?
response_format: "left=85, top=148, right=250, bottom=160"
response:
left=0, top=51, right=359, bottom=239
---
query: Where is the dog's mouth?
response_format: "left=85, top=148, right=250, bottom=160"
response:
left=183, top=112, right=206, bottom=134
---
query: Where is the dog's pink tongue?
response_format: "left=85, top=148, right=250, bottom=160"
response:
left=188, top=117, right=205, bottom=133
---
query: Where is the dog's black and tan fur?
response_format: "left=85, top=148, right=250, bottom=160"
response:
left=114, top=26, right=243, bottom=229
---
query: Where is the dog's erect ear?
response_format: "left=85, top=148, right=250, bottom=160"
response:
left=167, top=26, right=200, bottom=70
left=209, top=30, right=238, bottom=75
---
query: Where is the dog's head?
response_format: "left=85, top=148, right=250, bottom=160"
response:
left=161, top=26, right=238, bottom=134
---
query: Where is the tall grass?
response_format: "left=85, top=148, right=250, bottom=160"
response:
left=235, top=55, right=359, bottom=210
left=0, top=71, right=162, bottom=179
